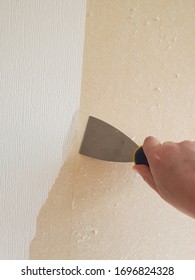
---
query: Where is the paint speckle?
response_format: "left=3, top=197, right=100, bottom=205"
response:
left=129, top=5, right=139, bottom=18
left=154, top=16, right=160, bottom=22
left=149, top=103, right=161, bottom=111
left=87, top=12, right=93, bottom=17
left=175, top=73, right=180, bottom=78
left=172, top=37, right=177, bottom=43
left=72, top=199, right=76, bottom=210
left=154, top=87, right=161, bottom=93
left=92, top=229, right=98, bottom=235
left=75, top=226, right=98, bottom=243
left=145, top=21, right=150, bottom=26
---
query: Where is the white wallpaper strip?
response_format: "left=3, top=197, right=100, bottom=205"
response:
left=0, top=0, right=86, bottom=259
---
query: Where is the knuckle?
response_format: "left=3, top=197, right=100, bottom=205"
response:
left=162, top=141, right=175, bottom=147
left=179, top=140, right=195, bottom=146
left=179, top=140, right=195, bottom=152
left=149, top=153, right=161, bottom=165
left=162, top=142, right=178, bottom=153
left=144, top=136, right=154, bottom=145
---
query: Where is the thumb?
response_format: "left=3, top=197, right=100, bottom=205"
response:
left=132, top=165, right=158, bottom=193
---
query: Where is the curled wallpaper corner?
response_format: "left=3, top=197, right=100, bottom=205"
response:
left=62, top=110, right=80, bottom=164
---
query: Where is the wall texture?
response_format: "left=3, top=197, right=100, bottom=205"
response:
left=30, top=0, right=195, bottom=259
left=0, top=0, right=86, bottom=259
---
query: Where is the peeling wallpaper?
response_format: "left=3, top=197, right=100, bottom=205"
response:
left=0, top=0, right=86, bottom=259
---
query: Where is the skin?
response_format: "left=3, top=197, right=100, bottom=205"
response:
left=133, top=136, right=195, bottom=219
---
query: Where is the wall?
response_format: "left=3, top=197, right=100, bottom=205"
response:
left=30, top=0, right=195, bottom=259
left=0, top=0, right=86, bottom=259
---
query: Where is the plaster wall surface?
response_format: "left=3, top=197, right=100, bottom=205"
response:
left=30, top=0, right=195, bottom=259
left=0, top=0, right=86, bottom=259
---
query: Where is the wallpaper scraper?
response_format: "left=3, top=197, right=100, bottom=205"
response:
left=79, top=116, right=149, bottom=165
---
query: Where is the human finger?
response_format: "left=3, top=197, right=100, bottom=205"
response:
left=142, top=136, right=161, bottom=165
left=132, top=164, right=158, bottom=193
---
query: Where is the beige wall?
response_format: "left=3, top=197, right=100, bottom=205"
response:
left=30, top=0, right=195, bottom=259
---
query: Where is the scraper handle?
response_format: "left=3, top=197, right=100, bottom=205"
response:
left=134, top=146, right=149, bottom=166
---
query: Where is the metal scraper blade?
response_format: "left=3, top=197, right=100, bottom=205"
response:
left=79, top=116, right=139, bottom=162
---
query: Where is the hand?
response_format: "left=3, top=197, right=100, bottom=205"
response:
left=133, top=136, right=195, bottom=219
